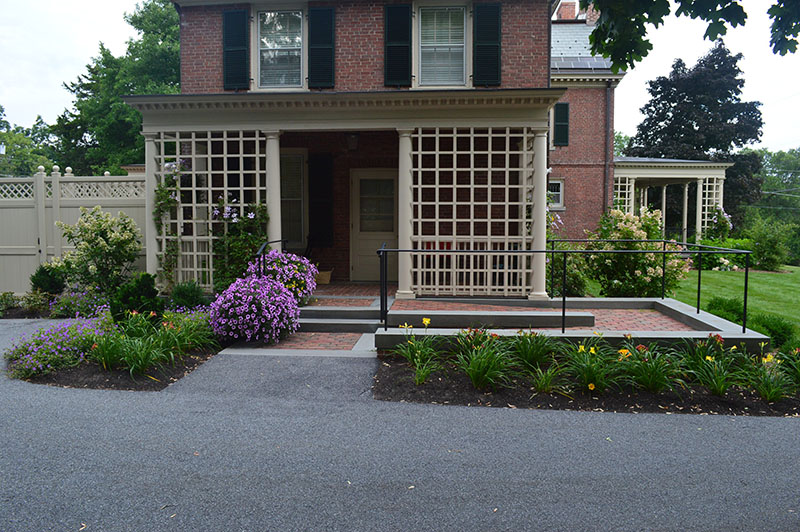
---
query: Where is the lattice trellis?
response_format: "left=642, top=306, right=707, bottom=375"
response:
left=60, top=180, right=145, bottom=199
left=410, top=127, right=536, bottom=296
left=153, top=130, right=269, bottom=289
left=613, top=176, right=634, bottom=213
left=0, top=181, right=34, bottom=200
left=700, top=177, right=725, bottom=233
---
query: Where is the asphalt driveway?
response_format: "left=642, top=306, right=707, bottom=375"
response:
left=1, top=319, right=798, bottom=531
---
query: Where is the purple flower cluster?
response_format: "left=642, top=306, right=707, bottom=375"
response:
left=209, top=275, right=299, bottom=344
left=245, top=250, right=318, bottom=303
left=49, top=284, right=109, bottom=318
left=5, top=314, right=114, bottom=379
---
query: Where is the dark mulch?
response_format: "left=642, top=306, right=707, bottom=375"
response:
left=25, top=348, right=218, bottom=392
left=1, top=308, right=49, bottom=319
left=373, top=358, right=800, bottom=417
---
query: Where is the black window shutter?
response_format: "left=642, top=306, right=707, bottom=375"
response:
left=309, top=8, right=335, bottom=88
left=385, top=5, right=412, bottom=87
left=308, top=154, right=334, bottom=248
left=473, top=4, right=501, bottom=86
left=223, top=9, right=249, bottom=90
left=553, top=103, right=569, bottom=146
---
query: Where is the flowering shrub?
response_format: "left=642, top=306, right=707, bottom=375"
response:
left=588, top=208, right=691, bottom=297
left=50, top=285, right=109, bottom=318
left=705, top=205, right=733, bottom=241
left=5, top=312, right=114, bottom=379
left=246, top=250, right=318, bottom=304
left=56, top=206, right=142, bottom=295
left=211, top=197, right=270, bottom=292
left=209, top=275, right=299, bottom=344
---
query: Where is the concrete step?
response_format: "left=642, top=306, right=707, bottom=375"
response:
left=298, top=318, right=381, bottom=333
left=300, top=307, right=381, bottom=320
left=387, top=310, right=594, bottom=329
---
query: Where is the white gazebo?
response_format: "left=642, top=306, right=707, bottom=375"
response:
left=613, top=157, right=733, bottom=241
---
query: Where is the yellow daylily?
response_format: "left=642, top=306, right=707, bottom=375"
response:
left=588, top=383, right=595, bottom=391
left=705, top=355, right=714, bottom=362
left=422, top=317, right=431, bottom=327
left=578, top=345, right=585, bottom=352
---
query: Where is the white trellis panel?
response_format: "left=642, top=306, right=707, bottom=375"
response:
left=0, top=180, right=35, bottom=200
left=153, top=130, right=268, bottom=290
left=409, top=127, right=535, bottom=297
left=700, top=177, right=724, bottom=233
left=613, top=175, right=634, bottom=214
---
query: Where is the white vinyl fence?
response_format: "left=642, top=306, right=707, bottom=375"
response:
left=0, top=166, right=146, bottom=294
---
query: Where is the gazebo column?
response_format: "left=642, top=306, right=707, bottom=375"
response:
left=396, top=129, right=415, bottom=300
left=627, top=178, right=636, bottom=214
left=528, top=131, right=549, bottom=300
left=682, top=183, right=689, bottom=242
left=695, top=178, right=704, bottom=240
left=661, top=185, right=667, bottom=236
left=264, top=131, right=282, bottom=246
left=143, top=132, right=158, bottom=276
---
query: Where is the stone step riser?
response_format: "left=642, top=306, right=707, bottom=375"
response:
left=299, top=318, right=380, bottom=333
left=387, top=310, right=595, bottom=329
left=300, top=308, right=381, bottom=320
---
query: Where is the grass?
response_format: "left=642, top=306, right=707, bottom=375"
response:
left=585, top=266, right=800, bottom=328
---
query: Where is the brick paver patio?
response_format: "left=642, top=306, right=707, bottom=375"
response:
left=313, top=283, right=397, bottom=297
left=264, top=332, right=363, bottom=350
left=307, top=298, right=375, bottom=307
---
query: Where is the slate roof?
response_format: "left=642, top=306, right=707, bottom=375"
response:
left=551, top=21, right=613, bottom=73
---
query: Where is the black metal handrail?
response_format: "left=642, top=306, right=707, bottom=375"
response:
left=254, top=239, right=288, bottom=276
left=377, top=239, right=752, bottom=334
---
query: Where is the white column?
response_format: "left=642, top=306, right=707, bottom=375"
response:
left=396, top=129, right=415, bottom=299
left=695, top=178, right=704, bottom=241
left=661, top=185, right=667, bottom=237
left=52, top=166, right=63, bottom=257
left=34, top=166, right=48, bottom=265
left=682, top=183, right=689, bottom=243
left=143, top=133, right=158, bottom=276
left=528, top=131, right=549, bottom=300
left=627, top=178, right=636, bottom=214
left=264, top=131, right=282, bottom=246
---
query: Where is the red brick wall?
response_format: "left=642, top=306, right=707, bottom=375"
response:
left=549, top=86, right=614, bottom=238
left=280, top=131, right=398, bottom=280
left=179, top=0, right=550, bottom=93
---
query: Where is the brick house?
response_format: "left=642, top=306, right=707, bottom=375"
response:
left=127, top=0, right=719, bottom=298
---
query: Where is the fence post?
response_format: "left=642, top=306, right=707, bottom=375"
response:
left=696, top=253, right=702, bottom=314
left=743, top=253, right=749, bottom=334
left=661, top=240, right=667, bottom=299
left=33, top=166, right=48, bottom=265
left=52, top=166, right=65, bottom=258
left=561, top=251, right=567, bottom=334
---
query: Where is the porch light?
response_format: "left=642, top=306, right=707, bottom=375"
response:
left=346, top=133, right=359, bottom=151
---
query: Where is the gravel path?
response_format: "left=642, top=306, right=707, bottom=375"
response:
left=1, top=319, right=798, bottom=531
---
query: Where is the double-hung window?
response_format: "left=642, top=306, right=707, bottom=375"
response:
left=419, top=7, right=466, bottom=86
left=259, top=11, right=303, bottom=88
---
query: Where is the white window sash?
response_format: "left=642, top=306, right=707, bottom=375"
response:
left=259, top=10, right=303, bottom=88
left=418, top=7, right=466, bottom=86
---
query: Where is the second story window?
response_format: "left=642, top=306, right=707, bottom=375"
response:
left=259, top=11, right=303, bottom=88
left=419, top=7, right=466, bottom=86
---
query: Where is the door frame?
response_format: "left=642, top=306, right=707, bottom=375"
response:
left=349, top=168, right=399, bottom=281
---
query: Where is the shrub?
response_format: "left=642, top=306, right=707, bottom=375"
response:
left=30, top=262, right=66, bottom=296
left=170, top=280, right=210, bottom=309
left=211, top=200, right=269, bottom=293
left=56, top=206, right=142, bottom=295
left=5, top=312, right=114, bottom=379
left=704, top=205, right=733, bottom=241
left=695, top=238, right=752, bottom=271
left=587, top=208, right=691, bottom=297
left=21, top=290, right=51, bottom=315
left=744, top=214, right=791, bottom=271
left=110, top=273, right=164, bottom=321
left=49, top=285, right=108, bottom=318
left=705, top=296, right=744, bottom=324
left=210, top=275, right=299, bottom=344
left=455, top=338, right=514, bottom=391
left=749, top=313, right=796, bottom=349
left=246, top=250, right=318, bottom=305
left=0, top=292, right=19, bottom=317
left=562, top=339, right=618, bottom=394
left=546, top=244, right=588, bottom=297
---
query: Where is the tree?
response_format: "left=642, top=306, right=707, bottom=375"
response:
left=613, top=131, right=630, bottom=157
left=582, top=0, right=800, bottom=72
left=50, top=0, right=179, bottom=175
left=625, top=42, right=763, bottom=230
left=0, top=105, right=54, bottom=176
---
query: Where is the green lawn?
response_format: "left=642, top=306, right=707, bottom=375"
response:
left=671, top=265, right=800, bottom=327
left=583, top=266, right=800, bottom=327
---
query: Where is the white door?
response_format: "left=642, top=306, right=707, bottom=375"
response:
left=350, top=169, right=398, bottom=281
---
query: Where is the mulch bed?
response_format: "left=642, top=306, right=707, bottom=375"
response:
left=373, top=358, right=800, bottom=417
left=24, top=348, right=218, bottom=392
left=0, top=308, right=49, bottom=319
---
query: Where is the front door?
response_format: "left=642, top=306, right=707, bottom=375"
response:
left=350, top=169, right=398, bottom=281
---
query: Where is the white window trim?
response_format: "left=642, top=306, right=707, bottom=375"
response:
left=548, top=178, right=565, bottom=211
left=252, top=4, right=310, bottom=92
left=412, top=1, right=473, bottom=89
left=279, top=148, right=309, bottom=250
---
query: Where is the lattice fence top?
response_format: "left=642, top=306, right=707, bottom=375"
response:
left=59, top=179, right=145, bottom=199
left=0, top=180, right=34, bottom=200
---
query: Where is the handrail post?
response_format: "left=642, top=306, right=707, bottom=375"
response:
left=562, top=250, right=567, bottom=334
left=549, top=240, right=555, bottom=298
left=743, top=253, right=750, bottom=333
left=696, top=253, right=702, bottom=314
left=661, top=240, right=667, bottom=299
left=378, top=243, right=387, bottom=331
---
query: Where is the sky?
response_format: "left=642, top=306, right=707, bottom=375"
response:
left=0, top=0, right=798, bottom=152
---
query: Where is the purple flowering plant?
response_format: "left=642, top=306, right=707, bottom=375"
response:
left=49, top=284, right=109, bottom=318
left=246, top=250, right=318, bottom=305
left=209, top=275, right=299, bottom=344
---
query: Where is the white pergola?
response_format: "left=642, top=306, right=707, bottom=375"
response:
left=613, top=157, right=733, bottom=241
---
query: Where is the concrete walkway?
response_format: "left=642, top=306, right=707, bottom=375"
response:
left=1, top=319, right=798, bottom=531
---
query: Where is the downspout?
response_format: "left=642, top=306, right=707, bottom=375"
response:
left=174, top=2, right=183, bottom=92
left=603, top=80, right=611, bottom=212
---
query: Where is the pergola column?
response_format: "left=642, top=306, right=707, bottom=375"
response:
left=695, top=178, right=704, bottom=240
left=264, top=131, right=282, bottom=246
left=682, top=183, right=689, bottom=242
left=143, top=132, right=158, bottom=276
left=627, top=178, right=636, bottom=214
left=396, top=129, right=415, bottom=300
left=661, top=185, right=667, bottom=236
left=528, top=130, right=549, bottom=300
